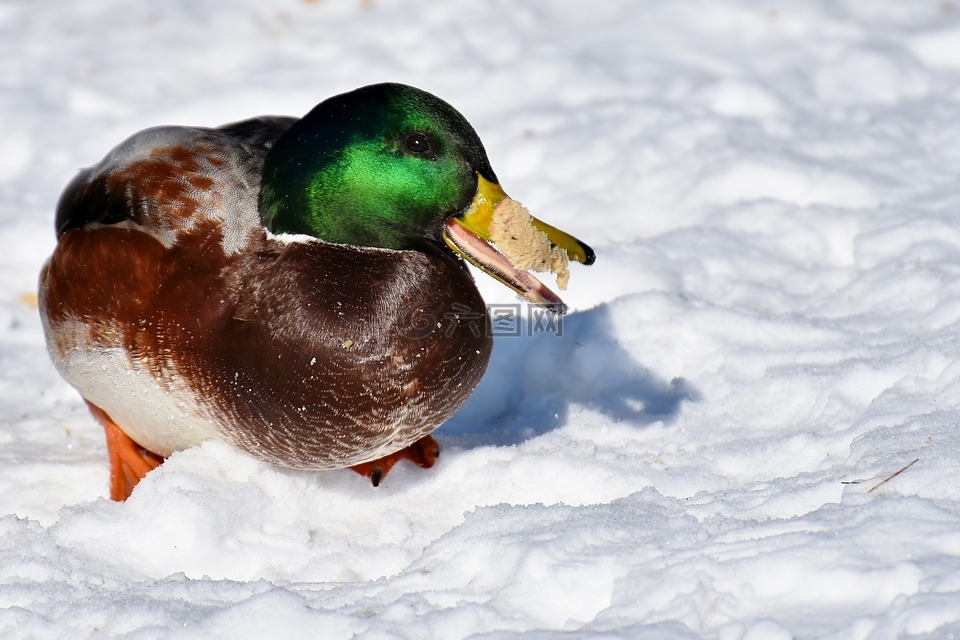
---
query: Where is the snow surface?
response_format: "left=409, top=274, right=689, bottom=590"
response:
left=4, top=1, right=960, bottom=638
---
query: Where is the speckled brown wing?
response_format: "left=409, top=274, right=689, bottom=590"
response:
left=54, top=117, right=296, bottom=248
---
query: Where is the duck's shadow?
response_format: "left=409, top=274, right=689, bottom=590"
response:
left=440, top=303, right=699, bottom=448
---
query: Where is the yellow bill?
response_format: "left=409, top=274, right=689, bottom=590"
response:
left=443, top=174, right=595, bottom=314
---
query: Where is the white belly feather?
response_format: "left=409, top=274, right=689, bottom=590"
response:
left=47, top=319, right=218, bottom=456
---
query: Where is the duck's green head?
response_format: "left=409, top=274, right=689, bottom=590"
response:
left=261, top=83, right=593, bottom=309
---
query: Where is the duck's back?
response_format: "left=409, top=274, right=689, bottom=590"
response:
left=55, top=116, right=296, bottom=253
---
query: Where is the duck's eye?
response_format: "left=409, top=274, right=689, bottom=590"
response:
left=404, top=132, right=433, bottom=155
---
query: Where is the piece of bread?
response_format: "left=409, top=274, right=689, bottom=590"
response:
left=489, top=198, right=570, bottom=289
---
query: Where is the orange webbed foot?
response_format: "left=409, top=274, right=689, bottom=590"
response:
left=84, top=400, right=165, bottom=501
left=349, top=434, right=440, bottom=487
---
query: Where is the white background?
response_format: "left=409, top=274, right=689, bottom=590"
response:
left=3, top=1, right=960, bottom=638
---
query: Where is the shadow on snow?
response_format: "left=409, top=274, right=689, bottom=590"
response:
left=440, top=303, right=699, bottom=448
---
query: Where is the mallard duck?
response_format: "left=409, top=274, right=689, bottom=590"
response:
left=39, top=83, right=594, bottom=501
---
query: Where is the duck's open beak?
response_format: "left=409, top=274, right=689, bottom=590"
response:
left=442, top=174, right=595, bottom=314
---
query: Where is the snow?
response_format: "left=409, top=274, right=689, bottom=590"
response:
left=4, top=0, right=960, bottom=637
